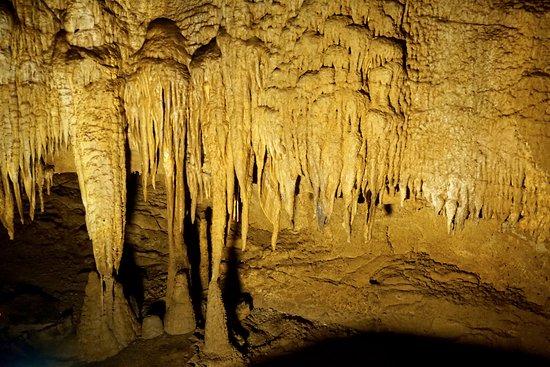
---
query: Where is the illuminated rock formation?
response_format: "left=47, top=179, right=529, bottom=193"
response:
left=124, top=18, right=196, bottom=336
left=0, top=0, right=548, bottom=363
left=78, top=272, right=140, bottom=361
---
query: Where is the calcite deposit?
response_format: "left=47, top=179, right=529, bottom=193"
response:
left=0, top=0, right=548, bottom=364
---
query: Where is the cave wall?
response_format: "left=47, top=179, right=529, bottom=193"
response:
left=405, top=0, right=549, bottom=238
left=240, top=185, right=550, bottom=356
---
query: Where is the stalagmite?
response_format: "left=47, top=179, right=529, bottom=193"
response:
left=78, top=272, right=140, bottom=361
left=190, top=40, right=237, bottom=357
left=124, top=19, right=195, bottom=335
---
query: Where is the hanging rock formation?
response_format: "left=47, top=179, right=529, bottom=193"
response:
left=0, top=0, right=548, bottom=362
left=124, top=18, right=196, bottom=336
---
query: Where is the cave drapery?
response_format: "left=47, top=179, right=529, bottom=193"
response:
left=0, top=0, right=548, bottom=360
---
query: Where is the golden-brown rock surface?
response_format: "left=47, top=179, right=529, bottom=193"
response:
left=0, top=0, right=548, bottom=362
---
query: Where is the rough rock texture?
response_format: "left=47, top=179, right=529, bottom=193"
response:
left=141, top=316, right=163, bottom=340
left=77, top=272, right=140, bottom=361
left=0, top=0, right=548, bottom=363
left=239, top=186, right=550, bottom=356
left=1, top=173, right=548, bottom=365
left=403, top=0, right=549, bottom=239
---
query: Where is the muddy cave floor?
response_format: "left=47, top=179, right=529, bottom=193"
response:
left=3, top=303, right=549, bottom=367
left=0, top=174, right=549, bottom=366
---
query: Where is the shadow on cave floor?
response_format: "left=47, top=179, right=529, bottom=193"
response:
left=223, top=243, right=252, bottom=352
left=120, top=172, right=145, bottom=317
left=2, top=326, right=549, bottom=367
left=117, top=243, right=145, bottom=318
left=249, top=331, right=550, bottom=367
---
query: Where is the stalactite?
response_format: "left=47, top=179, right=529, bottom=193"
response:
left=72, top=77, right=126, bottom=278
left=2, top=0, right=545, bottom=252
left=1, top=0, right=132, bottom=263
left=124, top=20, right=195, bottom=335
left=0, top=175, right=14, bottom=239
left=0, top=2, right=548, bottom=362
left=190, top=41, right=236, bottom=356
left=0, top=2, right=63, bottom=237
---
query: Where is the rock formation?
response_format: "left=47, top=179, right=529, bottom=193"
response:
left=78, top=272, right=140, bottom=361
left=0, top=0, right=548, bottom=363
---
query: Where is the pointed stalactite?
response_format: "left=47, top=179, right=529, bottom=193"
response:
left=0, top=175, right=14, bottom=239
left=219, top=36, right=262, bottom=251
left=190, top=41, right=236, bottom=357
left=72, top=80, right=126, bottom=277
left=0, top=6, right=54, bottom=236
left=259, top=157, right=282, bottom=250
left=124, top=20, right=196, bottom=335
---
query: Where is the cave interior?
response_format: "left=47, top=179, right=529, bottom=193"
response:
left=0, top=0, right=549, bottom=366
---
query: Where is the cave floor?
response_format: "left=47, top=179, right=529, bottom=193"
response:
left=3, top=305, right=549, bottom=367
left=1, top=174, right=549, bottom=366
left=81, top=334, right=195, bottom=367
left=81, top=307, right=550, bottom=367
